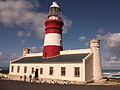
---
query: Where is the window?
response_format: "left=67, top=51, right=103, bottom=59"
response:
left=61, top=67, right=66, bottom=76
left=49, top=67, right=53, bottom=75
left=11, top=66, right=14, bottom=72
left=24, top=67, right=27, bottom=73
left=40, top=68, right=43, bottom=75
left=31, top=68, right=34, bottom=74
left=74, top=67, right=80, bottom=77
left=17, top=66, right=20, bottom=73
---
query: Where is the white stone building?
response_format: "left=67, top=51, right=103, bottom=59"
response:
left=9, top=39, right=103, bottom=83
left=9, top=2, right=103, bottom=84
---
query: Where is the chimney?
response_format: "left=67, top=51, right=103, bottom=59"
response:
left=23, top=48, right=30, bottom=56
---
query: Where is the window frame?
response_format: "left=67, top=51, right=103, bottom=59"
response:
left=40, top=68, right=43, bottom=75
left=24, top=66, right=27, bottom=73
left=17, top=66, right=20, bottom=73
left=49, top=67, right=53, bottom=75
left=74, top=67, right=80, bottom=77
left=61, top=67, right=66, bottom=76
left=31, top=67, right=34, bottom=74
left=11, top=66, right=14, bottom=72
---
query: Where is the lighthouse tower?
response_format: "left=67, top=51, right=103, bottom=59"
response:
left=43, top=2, right=64, bottom=58
left=90, top=39, right=103, bottom=81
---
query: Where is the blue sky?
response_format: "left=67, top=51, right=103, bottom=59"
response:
left=0, top=0, right=120, bottom=69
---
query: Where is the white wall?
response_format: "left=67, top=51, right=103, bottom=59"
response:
left=9, top=49, right=94, bottom=82
left=84, top=53, right=93, bottom=82
left=9, top=63, right=85, bottom=82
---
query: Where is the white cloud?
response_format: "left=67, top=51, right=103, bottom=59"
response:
left=29, top=46, right=38, bottom=53
left=0, top=0, right=47, bottom=39
left=0, top=51, right=19, bottom=67
left=78, top=36, right=86, bottom=41
left=96, top=28, right=106, bottom=34
left=40, top=46, right=43, bottom=50
left=108, top=60, right=120, bottom=64
left=20, top=40, right=26, bottom=45
left=0, top=52, right=2, bottom=56
left=62, top=17, right=72, bottom=34
left=97, top=32, right=120, bottom=66
left=97, top=32, right=120, bottom=48
left=0, top=0, right=72, bottom=39
left=105, top=60, right=120, bottom=69
left=17, top=31, right=24, bottom=37
left=26, top=31, right=31, bottom=37
left=17, top=31, right=31, bottom=37
left=85, top=42, right=89, bottom=48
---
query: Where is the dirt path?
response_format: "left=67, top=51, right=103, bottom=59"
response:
left=0, top=79, right=120, bottom=90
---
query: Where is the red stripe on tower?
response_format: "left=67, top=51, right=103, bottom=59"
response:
left=42, top=2, right=64, bottom=58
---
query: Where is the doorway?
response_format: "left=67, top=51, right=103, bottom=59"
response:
left=35, top=69, right=38, bottom=78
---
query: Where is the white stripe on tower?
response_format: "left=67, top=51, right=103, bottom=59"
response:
left=44, top=33, right=62, bottom=46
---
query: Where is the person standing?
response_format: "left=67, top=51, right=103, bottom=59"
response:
left=29, top=74, right=32, bottom=82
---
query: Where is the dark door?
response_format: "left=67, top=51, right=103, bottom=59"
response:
left=35, top=69, right=38, bottom=78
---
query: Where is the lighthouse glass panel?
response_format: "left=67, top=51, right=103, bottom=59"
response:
left=49, top=7, right=60, bottom=15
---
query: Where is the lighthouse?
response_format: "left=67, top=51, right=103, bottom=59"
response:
left=43, top=2, right=64, bottom=58
left=9, top=1, right=103, bottom=83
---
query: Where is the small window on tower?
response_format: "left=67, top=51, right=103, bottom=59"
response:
left=11, top=66, right=14, bottom=72
left=49, top=67, right=53, bottom=75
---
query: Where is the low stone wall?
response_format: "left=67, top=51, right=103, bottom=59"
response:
left=1, top=74, right=120, bottom=85
left=8, top=74, right=30, bottom=81
left=0, top=73, right=8, bottom=78
left=1, top=74, right=106, bottom=85
left=33, top=78, right=85, bottom=84
left=7, top=74, right=86, bottom=85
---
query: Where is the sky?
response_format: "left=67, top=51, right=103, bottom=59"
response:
left=0, top=0, right=120, bottom=69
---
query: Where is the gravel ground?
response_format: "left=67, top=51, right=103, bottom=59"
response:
left=0, top=79, right=120, bottom=90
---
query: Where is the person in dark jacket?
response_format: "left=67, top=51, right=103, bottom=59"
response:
left=29, top=74, right=32, bottom=82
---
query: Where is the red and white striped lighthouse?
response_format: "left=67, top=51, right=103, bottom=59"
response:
left=42, top=2, right=64, bottom=58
